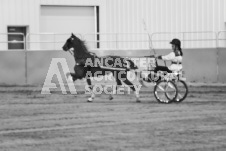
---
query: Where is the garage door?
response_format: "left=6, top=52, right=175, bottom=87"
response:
left=40, top=6, right=95, bottom=50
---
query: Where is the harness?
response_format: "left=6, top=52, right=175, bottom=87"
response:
left=172, top=62, right=182, bottom=65
left=69, top=49, right=133, bottom=71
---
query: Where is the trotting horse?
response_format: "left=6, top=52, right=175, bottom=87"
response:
left=62, top=33, right=141, bottom=102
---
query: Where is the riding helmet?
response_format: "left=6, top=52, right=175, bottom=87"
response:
left=170, top=38, right=181, bottom=46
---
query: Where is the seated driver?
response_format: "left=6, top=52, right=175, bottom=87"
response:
left=153, top=38, right=183, bottom=81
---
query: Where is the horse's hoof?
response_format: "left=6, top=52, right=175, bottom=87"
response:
left=136, top=98, right=141, bottom=103
left=109, top=95, right=113, bottom=100
left=87, top=98, right=93, bottom=102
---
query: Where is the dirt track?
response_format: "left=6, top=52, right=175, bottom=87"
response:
left=0, top=86, right=226, bottom=151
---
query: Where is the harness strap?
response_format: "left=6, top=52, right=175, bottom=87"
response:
left=99, top=66, right=127, bottom=71
left=172, top=62, right=182, bottom=65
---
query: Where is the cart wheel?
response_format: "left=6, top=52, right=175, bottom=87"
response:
left=154, top=80, right=178, bottom=104
left=174, top=80, right=188, bottom=102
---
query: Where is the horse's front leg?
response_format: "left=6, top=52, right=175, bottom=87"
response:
left=86, top=78, right=95, bottom=102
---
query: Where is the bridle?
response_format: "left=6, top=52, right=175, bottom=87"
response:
left=68, top=49, right=74, bottom=56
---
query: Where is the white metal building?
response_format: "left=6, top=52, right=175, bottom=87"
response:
left=0, top=0, right=226, bottom=50
left=0, top=0, right=226, bottom=84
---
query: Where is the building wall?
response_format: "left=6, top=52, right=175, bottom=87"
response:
left=0, top=0, right=226, bottom=84
left=0, top=0, right=107, bottom=50
left=0, top=48, right=224, bottom=85
left=0, top=0, right=225, bottom=48
left=0, top=0, right=105, bottom=34
left=106, top=0, right=225, bottom=33
left=105, top=0, right=226, bottom=48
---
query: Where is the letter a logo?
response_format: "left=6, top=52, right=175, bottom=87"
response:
left=41, top=58, right=77, bottom=94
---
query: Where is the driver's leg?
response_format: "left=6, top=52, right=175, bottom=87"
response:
left=154, top=66, right=171, bottom=73
left=153, top=66, right=172, bottom=82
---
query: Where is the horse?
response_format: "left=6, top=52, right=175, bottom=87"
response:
left=62, top=33, right=141, bottom=102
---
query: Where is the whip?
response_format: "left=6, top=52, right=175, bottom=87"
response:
left=142, top=19, right=167, bottom=66
left=142, top=18, right=156, bottom=55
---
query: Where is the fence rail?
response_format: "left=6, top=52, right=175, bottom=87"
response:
left=217, top=31, right=226, bottom=48
left=0, top=31, right=226, bottom=51
left=0, top=31, right=226, bottom=84
left=0, top=33, right=26, bottom=50
left=150, top=31, right=218, bottom=49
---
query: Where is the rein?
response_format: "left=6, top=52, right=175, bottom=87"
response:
left=68, top=49, right=74, bottom=56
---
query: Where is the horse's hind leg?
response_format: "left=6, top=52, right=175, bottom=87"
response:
left=86, top=78, right=95, bottom=102
left=120, top=73, right=141, bottom=102
left=109, top=71, right=123, bottom=100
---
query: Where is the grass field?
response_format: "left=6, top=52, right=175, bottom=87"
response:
left=0, top=85, right=226, bottom=151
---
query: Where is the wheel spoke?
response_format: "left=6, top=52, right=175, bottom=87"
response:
left=167, top=82, right=175, bottom=89
left=177, top=93, right=183, bottom=98
left=154, top=81, right=177, bottom=104
left=157, top=85, right=164, bottom=91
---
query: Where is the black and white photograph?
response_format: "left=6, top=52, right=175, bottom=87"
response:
left=0, top=0, right=226, bottom=150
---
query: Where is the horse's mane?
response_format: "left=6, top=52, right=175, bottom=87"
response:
left=73, top=37, right=99, bottom=58
left=75, top=38, right=89, bottom=53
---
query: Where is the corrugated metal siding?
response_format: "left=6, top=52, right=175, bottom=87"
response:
left=40, top=0, right=101, bottom=6
left=0, top=0, right=40, bottom=32
left=0, top=0, right=40, bottom=50
left=105, top=0, right=225, bottom=33
left=0, top=0, right=225, bottom=49
left=105, top=0, right=225, bottom=48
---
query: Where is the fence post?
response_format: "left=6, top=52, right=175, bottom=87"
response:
left=54, top=33, right=56, bottom=50
left=216, top=31, right=220, bottom=83
left=25, top=33, right=28, bottom=84
left=216, top=31, right=219, bottom=48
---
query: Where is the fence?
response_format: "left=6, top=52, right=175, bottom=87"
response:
left=0, top=31, right=226, bottom=84
left=150, top=31, right=218, bottom=49
left=0, top=33, right=26, bottom=50
left=24, top=33, right=150, bottom=51
left=26, top=33, right=83, bottom=51
left=1, top=31, right=226, bottom=51
left=217, top=31, right=226, bottom=48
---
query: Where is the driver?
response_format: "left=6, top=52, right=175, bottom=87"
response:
left=154, top=38, right=183, bottom=81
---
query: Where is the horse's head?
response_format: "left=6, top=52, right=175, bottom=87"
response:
left=62, top=33, right=80, bottom=52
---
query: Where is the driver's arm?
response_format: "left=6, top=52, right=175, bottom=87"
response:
left=158, top=52, right=175, bottom=61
